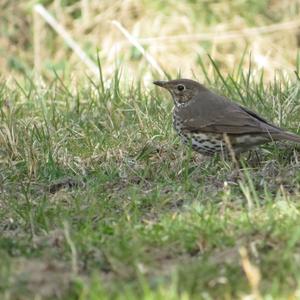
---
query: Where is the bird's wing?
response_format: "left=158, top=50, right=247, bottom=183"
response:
left=237, top=105, right=282, bottom=130
left=177, top=91, right=282, bottom=135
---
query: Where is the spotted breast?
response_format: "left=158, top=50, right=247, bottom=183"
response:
left=173, top=108, right=224, bottom=156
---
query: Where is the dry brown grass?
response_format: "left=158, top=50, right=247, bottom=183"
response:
left=1, top=0, right=300, bottom=83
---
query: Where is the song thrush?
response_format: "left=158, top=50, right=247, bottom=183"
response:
left=154, top=79, right=300, bottom=156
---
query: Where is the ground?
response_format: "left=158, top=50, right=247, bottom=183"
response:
left=1, top=68, right=300, bottom=299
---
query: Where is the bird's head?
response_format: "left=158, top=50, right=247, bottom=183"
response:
left=153, top=79, right=204, bottom=107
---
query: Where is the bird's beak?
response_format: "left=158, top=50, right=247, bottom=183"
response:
left=153, top=80, right=168, bottom=88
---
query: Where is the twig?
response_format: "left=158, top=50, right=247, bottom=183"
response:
left=63, top=221, right=78, bottom=275
left=112, top=20, right=165, bottom=77
left=223, top=133, right=239, bottom=165
left=33, top=8, right=42, bottom=78
left=81, top=0, right=90, bottom=28
left=137, top=19, right=300, bottom=44
left=34, top=4, right=99, bottom=77
left=239, top=247, right=262, bottom=300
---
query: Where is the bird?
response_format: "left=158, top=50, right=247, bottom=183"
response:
left=153, top=79, right=300, bottom=157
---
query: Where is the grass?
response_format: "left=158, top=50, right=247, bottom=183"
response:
left=0, top=59, right=300, bottom=300
left=2, top=1, right=300, bottom=299
left=2, top=0, right=300, bottom=81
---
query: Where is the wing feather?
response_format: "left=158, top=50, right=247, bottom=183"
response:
left=177, top=90, right=282, bottom=135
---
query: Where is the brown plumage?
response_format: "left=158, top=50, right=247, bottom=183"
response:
left=154, top=79, right=300, bottom=156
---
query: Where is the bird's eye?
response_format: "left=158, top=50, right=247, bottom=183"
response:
left=177, top=84, right=185, bottom=91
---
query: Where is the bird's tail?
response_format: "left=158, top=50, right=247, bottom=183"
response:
left=275, top=131, right=300, bottom=143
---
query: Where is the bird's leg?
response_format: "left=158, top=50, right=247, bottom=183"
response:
left=222, top=133, right=240, bottom=168
left=220, top=135, right=244, bottom=180
left=246, top=149, right=262, bottom=168
left=254, top=150, right=262, bottom=167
